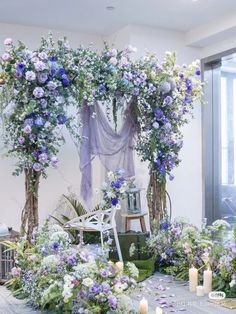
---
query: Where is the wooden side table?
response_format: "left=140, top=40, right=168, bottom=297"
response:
left=121, top=213, right=147, bottom=232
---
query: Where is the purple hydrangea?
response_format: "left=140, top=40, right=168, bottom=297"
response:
left=57, top=114, right=67, bottom=125
left=90, top=283, right=102, bottom=295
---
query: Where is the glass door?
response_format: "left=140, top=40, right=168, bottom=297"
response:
left=203, top=52, right=236, bottom=225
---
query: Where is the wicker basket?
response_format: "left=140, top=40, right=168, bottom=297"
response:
left=0, top=229, right=19, bottom=284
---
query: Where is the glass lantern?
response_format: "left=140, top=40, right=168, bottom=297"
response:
left=126, top=186, right=142, bottom=214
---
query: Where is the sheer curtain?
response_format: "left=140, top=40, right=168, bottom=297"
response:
left=80, top=100, right=137, bottom=203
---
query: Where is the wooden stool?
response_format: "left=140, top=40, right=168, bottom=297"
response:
left=121, top=213, right=147, bottom=232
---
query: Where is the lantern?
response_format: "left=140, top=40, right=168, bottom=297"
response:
left=126, top=186, right=142, bottom=214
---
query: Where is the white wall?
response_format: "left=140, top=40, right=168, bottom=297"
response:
left=0, top=22, right=203, bottom=231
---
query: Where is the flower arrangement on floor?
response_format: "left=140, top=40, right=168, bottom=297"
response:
left=6, top=222, right=138, bottom=314
left=147, top=218, right=236, bottom=297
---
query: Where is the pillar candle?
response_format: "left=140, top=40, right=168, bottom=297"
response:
left=155, top=307, right=163, bottom=314
left=139, top=297, right=148, bottom=314
left=196, top=285, right=205, bottom=297
left=203, top=268, right=212, bottom=294
left=189, top=266, right=198, bottom=292
left=115, top=261, right=124, bottom=272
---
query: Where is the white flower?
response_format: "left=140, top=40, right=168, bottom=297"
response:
left=152, top=122, right=159, bottom=129
left=4, top=38, right=13, bottom=46
left=62, top=275, right=75, bottom=303
left=126, top=262, right=139, bottom=278
left=114, top=283, right=127, bottom=293
left=109, top=57, right=118, bottom=65
left=34, top=61, right=46, bottom=72
left=2, top=53, right=10, bottom=61
left=107, top=171, right=115, bottom=180
left=212, top=219, right=230, bottom=229
left=41, top=255, right=60, bottom=270
left=25, top=71, right=36, bottom=81
left=38, top=52, right=48, bottom=60
left=109, top=48, right=117, bottom=57
left=82, top=277, right=94, bottom=287
left=161, top=252, right=168, bottom=260
left=229, top=279, right=236, bottom=288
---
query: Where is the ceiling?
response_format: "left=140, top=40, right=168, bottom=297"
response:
left=0, top=0, right=236, bottom=35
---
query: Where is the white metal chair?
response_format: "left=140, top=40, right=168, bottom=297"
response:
left=64, top=207, right=123, bottom=261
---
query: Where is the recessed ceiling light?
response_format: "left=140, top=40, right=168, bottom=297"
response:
left=192, top=0, right=199, bottom=2
left=106, top=5, right=115, bottom=11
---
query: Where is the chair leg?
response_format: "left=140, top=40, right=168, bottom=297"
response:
left=79, top=230, right=84, bottom=246
left=113, top=227, right=123, bottom=262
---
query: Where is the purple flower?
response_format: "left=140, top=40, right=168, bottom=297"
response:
left=164, top=95, right=173, bottom=106
left=50, top=56, right=57, bottom=62
left=113, top=181, right=121, bottom=189
left=52, top=242, right=59, bottom=250
left=179, top=73, right=184, bottom=79
left=23, top=125, right=32, bottom=134
left=90, top=283, right=102, bottom=295
left=169, top=174, right=174, bottom=181
left=38, top=73, right=48, bottom=83
left=38, top=153, right=48, bottom=163
left=29, top=134, right=36, bottom=142
left=25, top=71, right=36, bottom=81
left=16, top=63, right=26, bottom=73
left=34, top=61, right=46, bottom=72
left=184, top=96, right=191, bottom=104
left=35, top=117, right=45, bottom=126
left=108, top=295, right=117, bottom=310
left=18, top=136, right=25, bottom=144
left=33, top=162, right=42, bottom=172
left=133, top=87, right=140, bottom=95
left=57, top=114, right=67, bottom=125
left=40, top=99, right=48, bottom=108
left=47, top=81, right=57, bottom=91
left=171, top=111, right=178, bottom=119
left=67, top=255, right=77, bottom=265
left=123, top=71, right=133, bottom=80
left=102, top=282, right=110, bottom=294
left=154, top=108, right=163, bottom=120
left=100, top=268, right=110, bottom=278
left=195, top=68, right=201, bottom=76
left=111, top=198, right=118, bottom=206
left=51, top=156, right=59, bottom=168
left=99, top=84, right=106, bottom=92
left=62, top=77, right=70, bottom=86
left=33, top=87, right=44, bottom=98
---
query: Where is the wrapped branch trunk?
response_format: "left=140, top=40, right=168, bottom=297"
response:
left=147, top=171, right=166, bottom=233
left=21, top=169, right=40, bottom=240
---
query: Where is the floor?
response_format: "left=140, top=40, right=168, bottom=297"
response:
left=0, top=273, right=234, bottom=314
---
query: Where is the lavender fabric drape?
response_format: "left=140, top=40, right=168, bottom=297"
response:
left=80, top=100, right=136, bottom=202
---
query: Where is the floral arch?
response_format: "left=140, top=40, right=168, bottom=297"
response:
left=0, top=34, right=202, bottom=238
